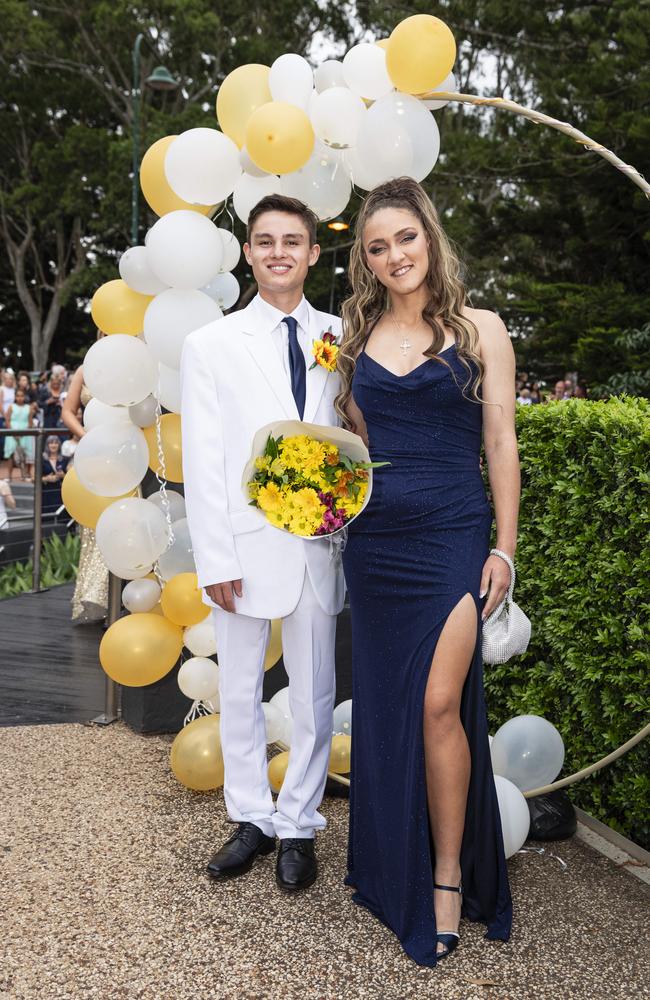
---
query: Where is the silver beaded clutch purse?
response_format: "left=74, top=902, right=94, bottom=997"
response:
left=482, top=548, right=531, bottom=664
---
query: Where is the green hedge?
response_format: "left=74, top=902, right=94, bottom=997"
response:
left=484, top=396, right=650, bottom=849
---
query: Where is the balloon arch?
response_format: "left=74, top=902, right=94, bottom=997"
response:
left=63, top=14, right=647, bottom=847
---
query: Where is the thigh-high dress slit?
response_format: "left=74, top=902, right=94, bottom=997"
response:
left=342, top=344, right=513, bottom=967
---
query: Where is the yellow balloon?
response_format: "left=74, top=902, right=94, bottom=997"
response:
left=264, top=619, right=283, bottom=671
left=386, top=15, right=456, bottom=95
left=90, top=279, right=153, bottom=336
left=149, top=601, right=165, bottom=616
left=246, top=101, right=314, bottom=175
left=216, top=64, right=272, bottom=149
left=140, top=136, right=216, bottom=217
left=161, top=572, right=210, bottom=626
left=268, top=751, right=290, bottom=793
left=375, top=38, right=389, bottom=50
left=99, top=613, right=183, bottom=686
left=170, top=714, right=224, bottom=791
left=143, top=414, right=183, bottom=483
left=329, top=734, right=351, bottom=774
left=61, top=467, right=135, bottom=529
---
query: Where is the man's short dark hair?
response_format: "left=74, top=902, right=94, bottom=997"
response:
left=246, top=194, right=318, bottom=246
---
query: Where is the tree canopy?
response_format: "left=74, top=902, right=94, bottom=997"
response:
left=1, top=0, right=648, bottom=386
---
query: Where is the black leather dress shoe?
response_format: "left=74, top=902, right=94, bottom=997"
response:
left=206, top=822, right=276, bottom=881
left=276, top=837, right=317, bottom=891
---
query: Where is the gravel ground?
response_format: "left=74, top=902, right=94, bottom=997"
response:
left=1, top=722, right=648, bottom=1000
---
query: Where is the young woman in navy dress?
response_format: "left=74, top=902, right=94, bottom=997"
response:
left=337, top=178, right=519, bottom=967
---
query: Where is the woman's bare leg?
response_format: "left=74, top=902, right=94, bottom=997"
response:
left=423, top=593, right=477, bottom=953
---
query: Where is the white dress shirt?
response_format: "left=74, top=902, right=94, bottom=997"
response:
left=254, top=294, right=312, bottom=379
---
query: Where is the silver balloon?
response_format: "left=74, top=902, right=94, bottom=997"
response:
left=157, top=517, right=196, bottom=581
left=129, top=394, right=158, bottom=428
left=491, top=714, right=565, bottom=792
left=332, top=699, right=352, bottom=735
left=183, top=618, right=217, bottom=657
left=262, top=702, right=285, bottom=744
left=493, top=775, right=531, bottom=858
left=96, top=497, right=171, bottom=570
left=122, top=577, right=161, bottom=613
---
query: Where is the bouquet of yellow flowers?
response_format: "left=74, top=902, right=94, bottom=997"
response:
left=243, top=421, right=385, bottom=539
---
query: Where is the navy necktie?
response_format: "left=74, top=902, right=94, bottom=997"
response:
left=283, top=315, right=306, bottom=419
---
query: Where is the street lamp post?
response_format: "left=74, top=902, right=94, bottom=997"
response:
left=131, top=33, right=178, bottom=245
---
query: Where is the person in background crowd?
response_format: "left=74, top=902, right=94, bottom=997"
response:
left=1, top=370, right=16, bottom=412
left=41, top=435, right=68, bottom=514
left=517, top=387, right=533, bottom=405
left=4, top=386, right=37, bottom=481
left=0, top=478, right=16, bottom=529
left=39, top=374, right=66, bottom=431
left=17, top=371, right=38, bottom=404
left=529, top=382, right=542, bottom=404
left=573, top=384, right=587, bottom=399
left=552, top=379, right=568, bottom=401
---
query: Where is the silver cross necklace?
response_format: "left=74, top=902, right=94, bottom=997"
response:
left=388, top=311, right=413, bottom=355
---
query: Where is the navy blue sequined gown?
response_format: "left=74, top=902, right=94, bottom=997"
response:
left=342, top=343, right=513, bottom=967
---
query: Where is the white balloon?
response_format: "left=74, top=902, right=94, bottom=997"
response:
left=233, top=173, right=282, bottom=224
left=96, top=497, right=171, bottom=570
left=119, top=246, right=167, bottom=295
left=108, top=561, right=153, bottom=580
left=83, top=335, right=157, bottom=407
left=216, top=228, right=241, bottom=273
left=183, top=618, right=217, bottom=657
left=269, top=685, right=292, bottom=720
left=82, top=397, right=131, bottom=431
left=146, top=488, right=186, bottom=523
left=128, top=394, right=157, bottom=428
left=343, top=43, right=393, bottom=100
left=178, top=656, right=220, bottom=701
left=422, top=72, right=456, bottom=110
left=122, top=577, right=161, bottom=613
left=269, top=53, right=314, bottom=110
left=493, top=775, right=531, bottom=858
left=332, top=699, right=352, bottom=735
left=157, top=517, right=195, bottom=581
left=240, top=145, right=269, bottom=179
left=262, top=702, right=285, bottom=744
left=155, top=363, right=181, bottom=414
left=314, top=60, right=346, bottom=93
left=146, top=211, right=223, bottom=291
left=491, top=715, right=565, bottom=792
left=355, top=92, right=440, bottom=185
left=164, top=127, right=242, bottom=205
left=144, top=289, right=222, bottom=370
left=201, top=272, right=240, bottom=310
left=310, top=87, right=367, bottom=150
left=277, top=714, right=294, bottom=747
left=342, top=145, right=384, bottom=191
left=280, top=142, right=351, bottom=221
left=74, top=422, right=149, bottom=497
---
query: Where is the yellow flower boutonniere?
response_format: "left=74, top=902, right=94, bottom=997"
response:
left=309, top=327, right=340, bottom=373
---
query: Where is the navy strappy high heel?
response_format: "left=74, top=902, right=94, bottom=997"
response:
left=434, top=880, right=463, bottom=959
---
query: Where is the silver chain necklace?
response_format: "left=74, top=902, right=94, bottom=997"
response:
left=388, top=311, right=414, bottom=356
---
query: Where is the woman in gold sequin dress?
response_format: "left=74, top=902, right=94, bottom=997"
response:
left=61, top=366, right=109, bottom=623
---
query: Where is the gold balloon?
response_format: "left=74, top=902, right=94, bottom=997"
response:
left=149, top=601, right=165, bottom=616
left=170, top=714, right=224, bottom=791
left=99, top=613, right=183, bottom=686
left=61, top=467, right=135, bottom=529
left=140, top=136, right=216, bottom=217
left=216, top=64, right=272, bottom=149
left=268, top=751, right=290, bottom=793
left=91, top=279, right=153, bottom=336
left=246, top=101, right=314, bottom=175
left=386, top=15, right=456, bottom=95
left=143, top=413, right=183, bottom=483
left=161, top=572, right=210, bottom=627
left=264, top=619, right=283, bottom=671
left=329, top=734, right=352, bottom=774
left=375, top=38, right=389, bottom=50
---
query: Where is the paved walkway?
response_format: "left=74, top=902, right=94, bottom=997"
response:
left=2, top=722, right=649, bottom=1000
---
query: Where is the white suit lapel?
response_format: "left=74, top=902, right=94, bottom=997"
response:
left=303, top=303, right=330, bottom=424
left=240, top=301, right=299, bottom=419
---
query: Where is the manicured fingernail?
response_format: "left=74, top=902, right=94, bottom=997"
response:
left=479, top=588, right=487, bottom=598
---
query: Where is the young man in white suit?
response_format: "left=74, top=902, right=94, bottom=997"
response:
left=180, top=195, right=344, bottom=891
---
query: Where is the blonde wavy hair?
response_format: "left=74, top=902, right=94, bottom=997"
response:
left=335, top=177, right=484, bottom=427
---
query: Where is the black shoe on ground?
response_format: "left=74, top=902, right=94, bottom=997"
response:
left=206, top=822, right=276, bottom=881
left=276, top=837, right=317, bottom=892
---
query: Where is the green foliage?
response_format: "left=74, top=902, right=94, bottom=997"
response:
left=582, top=323, right=650, bottom=399
left=0, top=531, right=80, bottom=598
left=484, top=397, right=650, bottom=847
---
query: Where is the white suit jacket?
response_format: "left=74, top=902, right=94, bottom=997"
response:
left=180, top=294, right=346, bottom=619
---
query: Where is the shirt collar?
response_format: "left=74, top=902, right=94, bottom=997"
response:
left=254, top=293, right=309, bottom=335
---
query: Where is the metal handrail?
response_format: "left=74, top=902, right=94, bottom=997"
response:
left=1, top=425, right=120, bottom=724
left=1, top=426, right=70, bottom=591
